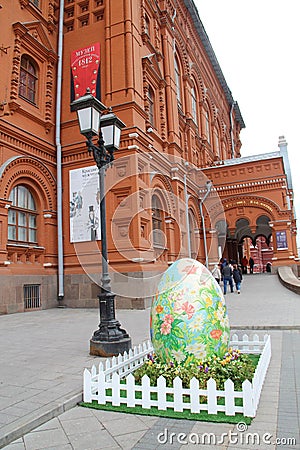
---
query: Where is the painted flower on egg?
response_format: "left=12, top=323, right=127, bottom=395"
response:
left=150, top=258, right=230, bottom=363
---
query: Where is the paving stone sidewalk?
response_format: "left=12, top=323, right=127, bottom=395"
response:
left=1, top=274, right=300, bottom=449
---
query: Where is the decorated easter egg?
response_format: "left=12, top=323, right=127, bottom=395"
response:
left=150, top=258, right=230, bottom=363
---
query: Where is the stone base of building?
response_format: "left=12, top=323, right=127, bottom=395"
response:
left=115, top=295, right=152, bottom=310
left=0, top=274, right=58, bottom=315
left=61, top=271, right=156, bottom=310
left=0, top=270, right=157, bottom=315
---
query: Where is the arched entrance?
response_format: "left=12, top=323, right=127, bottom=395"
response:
left=203, top=152, right=298, bottom=269
left=234, top=215, right=273, bottom=271
left=214, top=195, right=296, bottom=269
left=213, top=198, right=277, bottom=267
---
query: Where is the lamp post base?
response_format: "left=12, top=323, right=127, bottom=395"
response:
left=90, top=336, right=132, bottom=357
left=90, top=291, right=132, bottom=356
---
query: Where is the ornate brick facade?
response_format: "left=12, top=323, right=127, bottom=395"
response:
left=0, top=0, right=297, bottom=314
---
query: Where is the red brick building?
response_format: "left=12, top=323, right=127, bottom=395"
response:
left=0, top=0, right=297, bottom=314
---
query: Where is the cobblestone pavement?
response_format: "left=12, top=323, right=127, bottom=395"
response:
left=1, top=274, right=300, bottom=449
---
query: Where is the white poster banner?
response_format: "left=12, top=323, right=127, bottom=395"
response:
left=69, top=166, right=101, bottom=242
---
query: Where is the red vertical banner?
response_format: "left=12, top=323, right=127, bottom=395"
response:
left=70, top=43, right=101, bottom=101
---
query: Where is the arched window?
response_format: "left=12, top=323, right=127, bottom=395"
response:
left=174, top=56, right=181, bottom=104
left=205, top=109, right=211, bottom=144
left=147, top=86, right=155, bottom=127
left=19, top=55, right=38, bottom=104
left=152, top=195, right=164, bottom=247
left=215, top=129, right=220, bottom=156
left=191, top=86, right=197, bottom=123
left=8, top=186, right=37, bottom=243
left=144, top=14, right=150, bottom=36
left=188, top=211, right=197, bottom=258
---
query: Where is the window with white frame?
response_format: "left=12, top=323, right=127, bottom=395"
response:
left=191, top=86, right=197, bottom=123
left=144, top=14, right=150, bottom=35
left=174, top=57, right=181, bottom=104
left=147, top=86, right=155, bottom=127
left=152, top=194, right=165, bottom=247
left=205, top=109, right=211, bottom=144
left=188, top=211, right=197, bottom=259
left=215, top=129, right=220, bottom=156
left=8, top=186, right=37, bottom=243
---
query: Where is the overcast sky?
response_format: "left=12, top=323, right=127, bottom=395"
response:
left=195, top=0, right=300, bottom=246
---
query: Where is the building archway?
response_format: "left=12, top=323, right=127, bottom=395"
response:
left=204, top=152, right=298, bottom=269
left=233, top=215, right=273, bottom=269
left=215, top=199, right=278, bottom=266
left=255, top=215, right=273, bottom=246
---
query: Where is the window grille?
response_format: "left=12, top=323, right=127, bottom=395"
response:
left=24, top=284, right=41, bottom=309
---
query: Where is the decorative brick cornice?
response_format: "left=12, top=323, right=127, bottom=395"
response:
left=0, top=127, right=56, bottom=164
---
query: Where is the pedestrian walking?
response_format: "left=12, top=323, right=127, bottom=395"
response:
left=220, top=258, right=227, bottom=278
left=241, top=256, right=248, bottom=274
left=211, top=263, right=221, bottom=284
left=221, top=261, right=234, bottom=294
left=249, top=257, right=255, bottom=274
left=232, top=264, right=243, bottom=294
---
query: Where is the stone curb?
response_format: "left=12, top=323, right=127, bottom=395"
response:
left=277, top=266, right=300, bottom=295
left=0, top=390, right=83, bottom=449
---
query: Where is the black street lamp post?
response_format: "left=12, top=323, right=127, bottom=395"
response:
left=71, top=90, right=132, bottom=356
left=199, top=180, right=212, bottom=268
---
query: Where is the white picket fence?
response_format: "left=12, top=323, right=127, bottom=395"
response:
left=83, top=334, right=271, bottom=417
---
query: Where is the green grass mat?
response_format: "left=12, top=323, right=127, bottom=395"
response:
left=80, top=354, right=259, bottom=424
left=79, top=400, right=252, bottom=425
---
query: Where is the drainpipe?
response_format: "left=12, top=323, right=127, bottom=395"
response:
left=55, top=0, right=64, bottom=301
left=230, top=102, right=236, bottom=158
left=199, top=181, right=212, bottom=268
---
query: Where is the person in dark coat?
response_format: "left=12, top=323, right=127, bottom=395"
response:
left=220, top=258, right=227, bottom=270
left=232, top=264, right=243, bottom=294
left=249, top=257, right=255, bottom=274
left=222, top=261, right=233, bottom=295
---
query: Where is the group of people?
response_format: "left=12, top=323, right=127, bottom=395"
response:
left=241, top=256, right=255, bottom=274
left=211, top=258, right=243, bottom=295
